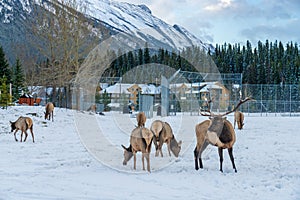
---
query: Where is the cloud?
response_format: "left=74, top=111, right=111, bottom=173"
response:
left=113, top=0, right=300, bottom=44
left=240, top=18, right=300, bottom=44
left=204, top=0, right=233, bottom=11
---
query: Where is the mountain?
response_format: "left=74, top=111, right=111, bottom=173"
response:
left=0, top=0, right=212, bottom=64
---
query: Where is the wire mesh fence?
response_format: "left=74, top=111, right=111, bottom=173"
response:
left=172, top=84, right=300, bottom=116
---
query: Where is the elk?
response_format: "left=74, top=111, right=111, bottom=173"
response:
left=150, top=120, right=182, bottom=157
left=234, top=110, right=245, bottom=130
left=87, top=104, right=97, bottom=112
left=122, top=112, right=153, bottom=172
left=122, top=127, right=153, bottom=172
left=44, top=102, right=54, bottom=122
left=136, top=112, right=146, bottom=127
left=194, top=97, right=252, bottom=172
left=10, top=116, right=34, bottom=143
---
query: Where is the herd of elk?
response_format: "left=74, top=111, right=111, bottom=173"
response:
left=122, top=112, right=183, bottom=172
left=194, top=97, right=252, bottom=173
left=7, top=94, right=251, bottom=174
left=9, top=102, right=55, bottom=143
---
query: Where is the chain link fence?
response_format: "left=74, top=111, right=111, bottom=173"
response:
left=169, top=84, right=300, bottom=116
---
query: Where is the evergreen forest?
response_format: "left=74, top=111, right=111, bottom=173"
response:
left=104, top=40, right=300, bottom=86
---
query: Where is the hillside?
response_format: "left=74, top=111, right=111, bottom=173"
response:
left=0, top=0, right=212, bottom=65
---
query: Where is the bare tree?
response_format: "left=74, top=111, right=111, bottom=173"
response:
left=25, top=0, right=108, bottom=106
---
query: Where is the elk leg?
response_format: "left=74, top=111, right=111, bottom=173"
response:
left=228, top=148, right=237, bottom=173
left=156, top=142, right=163, bottom=157
left=158, top=136, right=164, bottom=157
left=23, top=131, right=28, bottom=142
left=153, top=136, right=158, bottom=154
left=167, top=140, right=171, bottom=157
left=145, top=153, right=150, bottom=172
left=142, top=153, right=145, bottom=170
left=20, top=131, right=24, bottom=142
left=30, top=127, right=34, bottom=143
left=13, top=130, right=18, bottom=142
left=197, top=140, right=209, bottom=169
left=159, top=144, right=164, bottom=157
left=133, top=152, right=137, bottom=170
left=194, top=146, right=199, bottom=170
left=218, top=147, right=223, bottom=172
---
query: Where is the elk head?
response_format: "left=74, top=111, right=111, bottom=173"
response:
left=121, top=144, right=133, bottom=165
left=170, top=139, right=182, bottom=157
left=200, top=97, right=252, bottom=147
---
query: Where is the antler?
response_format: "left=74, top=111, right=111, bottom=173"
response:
left=221, top=97, right=253, bottom=116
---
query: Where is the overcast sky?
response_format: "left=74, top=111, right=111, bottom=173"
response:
left=114, top=0, right=300, bottom=46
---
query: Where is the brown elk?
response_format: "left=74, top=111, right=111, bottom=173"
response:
left=10, top=116, right=34, bottom=143
left=87, top=104, right=97, bottom=112
left=194, top=97, right=252, bottom=172
left=44, top=102, right=54, bottom=122
left=150, top=120, right=182, bottom=157
left=234, top=110, right=244, bottom=130
left=122, top=112, right=153, bottom=172
left=136, top=112, right=146, bottom=127
left=122, top=127, right=153, bottom=172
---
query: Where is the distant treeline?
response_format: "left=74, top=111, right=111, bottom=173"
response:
left=212, top=40, right=299, bottom=85
left=103, top=40, right=300, bottom=85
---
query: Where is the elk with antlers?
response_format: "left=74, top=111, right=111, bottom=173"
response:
left=194, top=97, right=252, bottom=172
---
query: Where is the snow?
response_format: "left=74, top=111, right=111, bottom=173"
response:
left=84, top=0, right=209, bottom=50
left=0, top=106, right=299, bottom=199
left=2, top=0, right=211, bottom=50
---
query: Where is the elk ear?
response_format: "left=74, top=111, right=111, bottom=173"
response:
left=178, top=140, right=182, bottom=147
left=9, top=121, right=12, bottom=124
left=121, top=145, right=127, bottom=150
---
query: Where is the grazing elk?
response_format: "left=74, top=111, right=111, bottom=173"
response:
left=122, top=112, right=153, bottom=172
left=150, top=120, right=182, bottom=157
left=234, top=110, right=245, bottom=130
left=44, top=102, right=54, bottom=122
left=10, top=116, right=34, bottom=143
left=194, top=97, right=252, bottom=173
left=122, top=127, right=153, bottom=172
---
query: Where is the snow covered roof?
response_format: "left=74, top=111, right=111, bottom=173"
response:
left=102, top=83, right=160, bottom=95
left=102, top=83, right=132, bottom=94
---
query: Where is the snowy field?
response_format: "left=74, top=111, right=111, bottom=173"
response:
left=0, top=106, right=299, bottom=200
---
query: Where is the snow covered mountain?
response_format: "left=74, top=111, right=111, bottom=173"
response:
left=0, top=0, right=212, bottom=63
left=83, top=0, right=211, bottom=50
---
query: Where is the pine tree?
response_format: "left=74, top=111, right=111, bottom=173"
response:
left=0, top=46, right=12, bottom=84
left=0, top=76, right=11, bottom=108
left=12, top=58, right=26, bottom=100
left=138, top=48, right=143, bottom=65
left=143, top=43, right=150, bottom=64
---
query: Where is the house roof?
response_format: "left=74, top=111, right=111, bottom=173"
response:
left=102, top=83, right=160, bottom=95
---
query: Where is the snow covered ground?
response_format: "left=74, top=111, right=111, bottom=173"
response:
left=0, top=106, right=299, bottom=200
